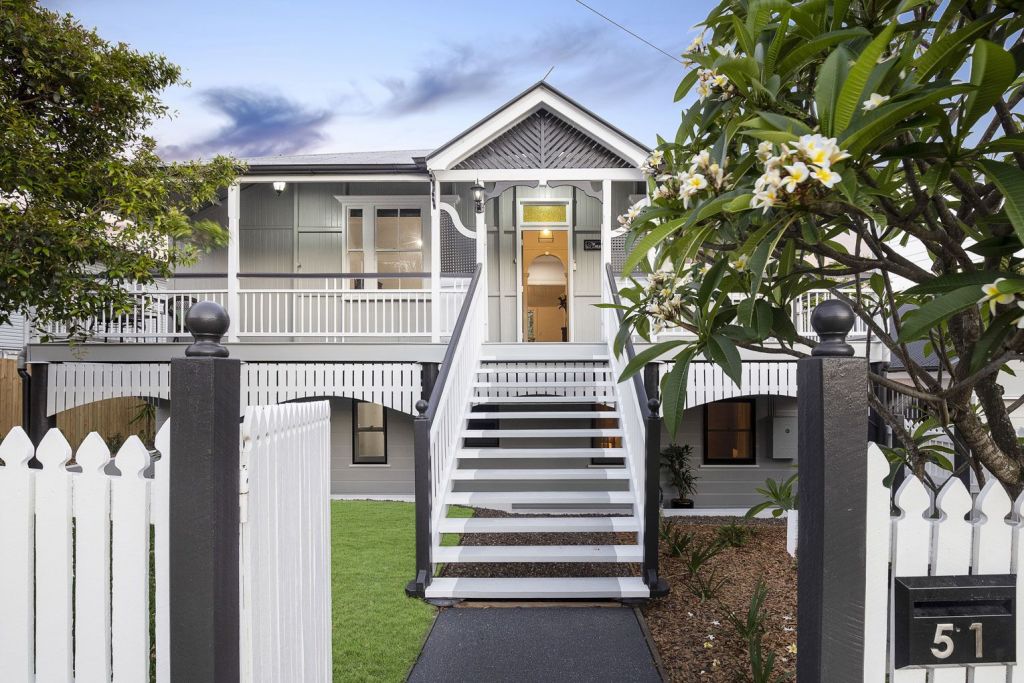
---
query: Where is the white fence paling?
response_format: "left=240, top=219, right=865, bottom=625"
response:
left=240, top=401, right=332, bottom=683
left=861, top=444, right=1024, bottom=681
left=0, top=423, right=172, bottom=683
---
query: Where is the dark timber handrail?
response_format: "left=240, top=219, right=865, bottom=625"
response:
left=604, top=263, right=669, bottom=598
left=406, top=263, right=483, bottom=598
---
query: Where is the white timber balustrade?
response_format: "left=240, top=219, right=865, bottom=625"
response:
left=31, top=275, right=470, bottom=342
left=407, top=264, right=484, bottom=596
left=603, top=264, right=667, bottom=595
left=428, top=267, right=486, bottom=542
left=239, top=401, right=332, bottom=683
left=0, top=423, right=171, bottom=683
left=602, top=267, right=646, bottom=550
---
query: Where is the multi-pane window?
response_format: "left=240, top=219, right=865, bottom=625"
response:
left=375, top=208, right=423, bottom=289
left=346, top=208, right=365, bottom=289
left=704, top=399, right=755, bottom=464
left=353, top=401, right=387, bottom=464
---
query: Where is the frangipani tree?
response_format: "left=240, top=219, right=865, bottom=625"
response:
left=615, top=0, right=1024, bottom=493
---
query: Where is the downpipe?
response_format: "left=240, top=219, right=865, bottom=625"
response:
left=16, top=347, right=30, bottom=433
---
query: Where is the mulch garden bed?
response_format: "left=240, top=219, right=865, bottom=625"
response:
left=439, top=510, right=797, bottom=681
left=643, top=516, right=797, bottom=681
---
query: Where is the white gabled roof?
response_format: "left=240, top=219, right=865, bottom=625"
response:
left=426, top=82, right=650, bottom=171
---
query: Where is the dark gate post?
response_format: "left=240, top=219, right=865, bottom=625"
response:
left=27, top=361, right=56, bottom=445
left=797, top=299, right=869, bottom=683
left=169, top=302, right=241, bottom=683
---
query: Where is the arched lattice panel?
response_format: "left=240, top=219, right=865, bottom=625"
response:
left=47, top=361, right=424, bottom=417
left=454, top=109, right=633, bottom=170
left=440, top=210, right=476, bottom=275
left=659, top=361, right=799, bottom=409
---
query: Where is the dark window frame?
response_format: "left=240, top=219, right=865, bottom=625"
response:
left=702, top=398, right=756, bottom=465
left=352, top=399, right=388, bottom=465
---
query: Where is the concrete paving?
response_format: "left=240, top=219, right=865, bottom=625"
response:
left=407, top=606, right=662, bottom=682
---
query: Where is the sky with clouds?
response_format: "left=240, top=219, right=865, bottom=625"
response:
left=42, top=0, right=717, bottom=161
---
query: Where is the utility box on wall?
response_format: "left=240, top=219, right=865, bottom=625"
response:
left=772, top=415, right=798, bottom=460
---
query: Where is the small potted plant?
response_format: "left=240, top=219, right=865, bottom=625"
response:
left=660, top=443, right=698, bottom=508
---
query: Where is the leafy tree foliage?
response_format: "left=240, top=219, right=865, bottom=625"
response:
left=616, top=0, right=1024, bottom=492
left=0, top=0, right=240, bottom=336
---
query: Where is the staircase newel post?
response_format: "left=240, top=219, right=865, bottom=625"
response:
left=642, top=362, right=668, bottom=596
left=406, top=399, right=432, bottom=598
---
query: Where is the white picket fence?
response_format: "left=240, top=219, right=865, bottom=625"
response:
left=0, top=400, right=331, bottom=683
left=240, top=402, right=332, bottom=683
left=862, top=444, right=1024, bottom=681
left=0, top=426, right=169, bottom=682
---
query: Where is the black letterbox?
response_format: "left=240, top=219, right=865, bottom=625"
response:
left=893, top=574, right=1016, bottom=669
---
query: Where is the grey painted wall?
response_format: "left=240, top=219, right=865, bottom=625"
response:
left=660, top=395, right=799, bottom=509
left=326, top=396, right=415, bottom=496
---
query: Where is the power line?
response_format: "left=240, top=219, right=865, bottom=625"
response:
left=574, top=0, right=684, bottom=65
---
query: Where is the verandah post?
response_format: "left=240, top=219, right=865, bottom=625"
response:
left=797, top=299, right=869, bottom=683
left=169, top=301, right=241, bottom=683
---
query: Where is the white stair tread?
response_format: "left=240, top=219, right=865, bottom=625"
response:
left=468, top=411, right=620, bottom=420
left=433, top=544, right=642, bottom=563
left=445, top=490, right=634, bottom=505
left=473, top=396, right=616, bottom=404
left=424, top=576, right=649, bottom=599
left=475, top=381, right=613, bottom=388
left=438, top=516, right=639, bottom=533
left=450, top=468, right=629, bottom=481
left=480, top=355, right=610, bottom=362
left=463, top=428, right=622, bottom=438
left=458, top=447, right=625, bottom=459
left=476, top=366, right=612, bottom=374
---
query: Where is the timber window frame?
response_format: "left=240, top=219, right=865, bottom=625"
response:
left=352, top=400, right=388, bottom=465
left=703, top=398, right=756, bottom=465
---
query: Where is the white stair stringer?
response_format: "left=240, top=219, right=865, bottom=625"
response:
left=430, top=355, right=647, bottom=600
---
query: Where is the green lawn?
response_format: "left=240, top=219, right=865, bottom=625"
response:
left=331, top=500, right=470, bottom=682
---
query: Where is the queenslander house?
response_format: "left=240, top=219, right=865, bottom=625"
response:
left=19, top=83, right=887, bottom=599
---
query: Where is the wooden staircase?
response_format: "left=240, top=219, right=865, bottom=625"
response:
left=423, top=350, right=650, bottom=600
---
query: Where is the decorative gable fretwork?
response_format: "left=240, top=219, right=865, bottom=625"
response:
left=454, top=108, right=633, bottom=170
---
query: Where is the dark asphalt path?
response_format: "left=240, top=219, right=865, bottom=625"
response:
left=407, top=606, right=662, bottom=682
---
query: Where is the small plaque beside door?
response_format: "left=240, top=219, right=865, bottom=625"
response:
left=583, top=239, right=601, bottom=251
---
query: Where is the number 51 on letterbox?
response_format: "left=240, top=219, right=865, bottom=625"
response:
left=893, top=574, right=1016, bottom=668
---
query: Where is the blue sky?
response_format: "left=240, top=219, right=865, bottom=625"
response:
left=43, top=0, right=715, bottom=160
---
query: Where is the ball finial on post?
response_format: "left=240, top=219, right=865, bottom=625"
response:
left=415, top=400, right=429, bottom=416
left=184, top=301, right=231, bottom=358
left=810, top=298, right=856, bottom=357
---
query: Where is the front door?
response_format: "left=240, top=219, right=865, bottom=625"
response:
left=520, top=229, right=570, bottom=342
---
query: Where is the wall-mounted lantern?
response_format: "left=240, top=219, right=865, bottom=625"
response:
left=471, top=181, right=486, bottom=214
left=272, top=181, right=287, bottom=196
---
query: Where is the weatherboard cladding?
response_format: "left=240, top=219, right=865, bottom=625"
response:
left=454, top=109, right=633, bottom=171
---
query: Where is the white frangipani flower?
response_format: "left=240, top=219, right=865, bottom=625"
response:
left=811, top=166, right=842, bottom=188
left=782, top=162, right=810, bottom=192
left=981, top=279, right=1016, bottom=314
left=862, top=92, right=890, bottom=111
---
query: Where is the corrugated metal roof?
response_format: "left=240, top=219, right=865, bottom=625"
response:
left=241, top=149, right=432, bottom=166
left=241, top=149, right=431, bottom=171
